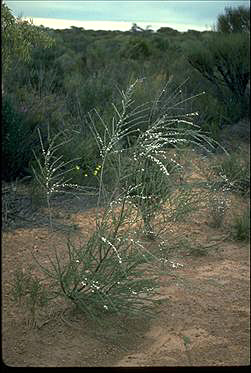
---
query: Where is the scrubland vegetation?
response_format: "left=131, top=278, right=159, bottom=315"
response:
left=2, top=2, right=250, bottom=329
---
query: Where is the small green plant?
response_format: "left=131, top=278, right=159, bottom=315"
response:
left=212, top=151, right=250, bottom=196
left=232, top=207, right=250, bottom=241
left=208, top=192, right=228, bottom=228
left=32, top=128, right=71, bottom=229
left=183, top=335, right=193, bottom=366
left=11, top=269, right=50, bottom=324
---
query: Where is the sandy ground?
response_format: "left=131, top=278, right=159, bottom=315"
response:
left=2, top=187, right=250, bottom=367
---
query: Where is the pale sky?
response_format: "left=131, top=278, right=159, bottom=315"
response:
left=5, top=1, right=250, bottom=32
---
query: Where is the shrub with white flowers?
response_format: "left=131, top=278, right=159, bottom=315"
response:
left=30, top=79, right=218, bottom=323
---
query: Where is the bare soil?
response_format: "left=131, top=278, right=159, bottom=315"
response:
left=2, top=177, right=250, bottom=367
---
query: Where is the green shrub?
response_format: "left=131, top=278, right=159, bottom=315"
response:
left=33, top=228, right=158, bottom=323
left=121, top=38, right=152, bottom=60
left=194, top=92, right=226, bottom=140
left=157, top=27, right=180, bottom=36
left=216, top=5, right=250, bottom=33
left=1, top=2, right=54, bottom=77
left=212, top=151, right=250, bottom=195
left=187, top=32, right=250, bottom=121
left=28, top=79, right=218, bottom=324
left=2, top=95, right=32, bottom=181
left=15, top=86, right=70, bottom=135
left=232, top=207, right=250, bottom=241
left=88, top=79, right=217, bottom=237
left=63, top=135, right=102, bottom=187
left=152, top=35, right=170, bottom=52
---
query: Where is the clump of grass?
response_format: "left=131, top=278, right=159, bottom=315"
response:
left=183, top=335, right=193, bottom=366
left=231, top=207, right=250, bottom=241
left=11, top=269, right=50, bottom=325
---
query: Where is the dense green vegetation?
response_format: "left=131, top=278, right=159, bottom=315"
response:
left=2, top=3, right=250, bottom=182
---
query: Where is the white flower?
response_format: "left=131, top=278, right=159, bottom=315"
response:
left=101, top=236, right=122, bottom=264
left=170, top=260, right=184, bottom=268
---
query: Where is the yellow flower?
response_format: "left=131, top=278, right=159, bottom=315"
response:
left=84, top=173, right=88, bottom=177
left=75, top=165, right=80, bottom=170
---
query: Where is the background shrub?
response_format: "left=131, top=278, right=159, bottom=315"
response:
left=187, top=32, right=250, bottom=122
left=212, top=150, right=250, bottom=196
left=216, top=5, right=250, bottom=33
left=2, top=4, right=250, bottom=182
left=232, top=207, right=250, bottom=241
left=2, top=95, right=32, bottom=181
